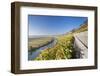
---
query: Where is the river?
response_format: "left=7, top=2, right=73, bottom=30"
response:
left=28, top=38, right=57, bottom=60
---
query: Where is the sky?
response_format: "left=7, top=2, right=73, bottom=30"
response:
left=28, top=15, right=87, bottom=36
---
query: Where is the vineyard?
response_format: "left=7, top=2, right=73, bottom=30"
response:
left=35, top=34, right=75, bottom=60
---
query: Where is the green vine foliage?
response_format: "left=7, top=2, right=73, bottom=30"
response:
left=35, top=34, right=75, bottom=60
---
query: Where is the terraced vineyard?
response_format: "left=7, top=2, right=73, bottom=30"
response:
left=35, top=34, right=74, bottom=60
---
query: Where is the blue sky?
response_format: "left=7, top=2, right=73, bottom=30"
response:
left=28, top=15, right=87, bottom=36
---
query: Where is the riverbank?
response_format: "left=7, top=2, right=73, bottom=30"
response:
left=28, top=37, right=57, bottom=60
left=28, top=37, right=54, bottom=51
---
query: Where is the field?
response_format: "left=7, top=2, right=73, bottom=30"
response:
left=28, top=37, right=54, bottom=51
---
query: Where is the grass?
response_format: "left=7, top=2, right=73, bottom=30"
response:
left=35, top=34, right=74, bottom=60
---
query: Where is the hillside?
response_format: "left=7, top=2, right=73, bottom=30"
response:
left=71, top=21, right=88, bottom=34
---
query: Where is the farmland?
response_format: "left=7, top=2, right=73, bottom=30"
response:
left=28, top=37, right=54, bottom=49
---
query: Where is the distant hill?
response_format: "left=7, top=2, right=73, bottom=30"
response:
left=56, top=20, right=88, bottom=38
left=71, top=20, right=88, bottom=33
